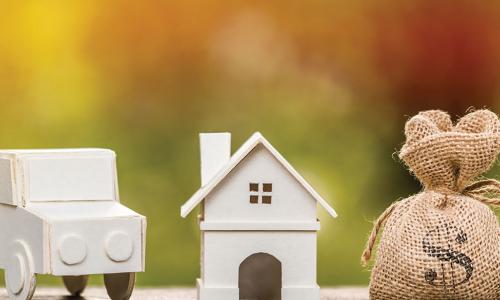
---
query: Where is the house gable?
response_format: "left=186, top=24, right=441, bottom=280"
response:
left=180, top=132, right=337, bottom=222
left=203, top=144, right=318, bottom=224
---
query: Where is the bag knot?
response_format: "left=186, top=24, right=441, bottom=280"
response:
left=426, top=179, right=500, bottom=209
left=426, top=186, right=461, bottom=209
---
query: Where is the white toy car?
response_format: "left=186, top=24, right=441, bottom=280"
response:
left=0, top=149, right=146, bottom=300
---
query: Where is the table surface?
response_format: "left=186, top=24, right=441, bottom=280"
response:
left=0, top=287, right=369, bottom=300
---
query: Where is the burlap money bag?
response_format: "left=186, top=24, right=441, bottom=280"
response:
left=361, top=109, right=500, bottom=300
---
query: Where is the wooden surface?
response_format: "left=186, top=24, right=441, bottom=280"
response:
left=0, top=287, right=369, bottom=299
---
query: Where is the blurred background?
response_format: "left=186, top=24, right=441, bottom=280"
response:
left=1, top=0, right=500, bottom=287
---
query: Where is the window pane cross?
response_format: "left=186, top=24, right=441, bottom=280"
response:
left=249, top=183, right=272, bottom=204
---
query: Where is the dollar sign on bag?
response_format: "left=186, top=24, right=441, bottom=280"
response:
left=422, top=223, right=474, bottom=289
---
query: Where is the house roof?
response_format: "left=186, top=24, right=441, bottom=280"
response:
left=181, top=132, right=337, bottom=218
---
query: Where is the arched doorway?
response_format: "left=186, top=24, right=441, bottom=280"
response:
left=239, top=253, right=282, bottom=300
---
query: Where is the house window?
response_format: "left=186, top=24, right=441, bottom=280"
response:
left=249, top=183, right=272, bottom=204
left=250, top=195, right=259, bottom=204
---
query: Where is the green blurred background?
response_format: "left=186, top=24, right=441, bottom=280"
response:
left=1, top=0, right=500, bottom=287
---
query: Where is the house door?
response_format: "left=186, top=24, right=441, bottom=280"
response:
left=239, top=253, right=282, bottom=300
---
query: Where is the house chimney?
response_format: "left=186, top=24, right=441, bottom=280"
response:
left=200, top=133, right=231, bottom=186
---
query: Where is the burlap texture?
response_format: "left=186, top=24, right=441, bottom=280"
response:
left=365, top=109, right=500, bottom=300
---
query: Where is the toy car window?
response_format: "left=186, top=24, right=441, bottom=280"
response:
left=27, top=156, right=115, bottom=202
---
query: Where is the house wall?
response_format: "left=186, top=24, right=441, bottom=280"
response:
left=204, top=145, right=317, bottom=224
left=201, top=231, right=317, bottom=288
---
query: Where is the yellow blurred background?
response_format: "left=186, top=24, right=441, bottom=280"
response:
left=1, top=0, right=500, bottom=287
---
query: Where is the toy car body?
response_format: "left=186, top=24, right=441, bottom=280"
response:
left=0, top=149, right=146, bottom=300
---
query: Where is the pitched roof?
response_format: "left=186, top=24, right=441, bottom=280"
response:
left=180, top=132, right=337, bottom=218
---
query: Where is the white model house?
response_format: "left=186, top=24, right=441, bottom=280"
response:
left=181, top=132, right=336, bottom=300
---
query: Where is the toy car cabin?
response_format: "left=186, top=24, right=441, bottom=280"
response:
left=0, top=149, right=146, bottom=300
left=181, top=132, right=337, bottom=300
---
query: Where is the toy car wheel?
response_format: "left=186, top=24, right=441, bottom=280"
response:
left=62, top=275, right=88, bottom=296
left=104, top=272, right=136, bottom=300
left=4, top=240, right=36, bottom=300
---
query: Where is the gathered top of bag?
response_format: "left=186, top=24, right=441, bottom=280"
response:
left=399, top=109, right=500, bottom=191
